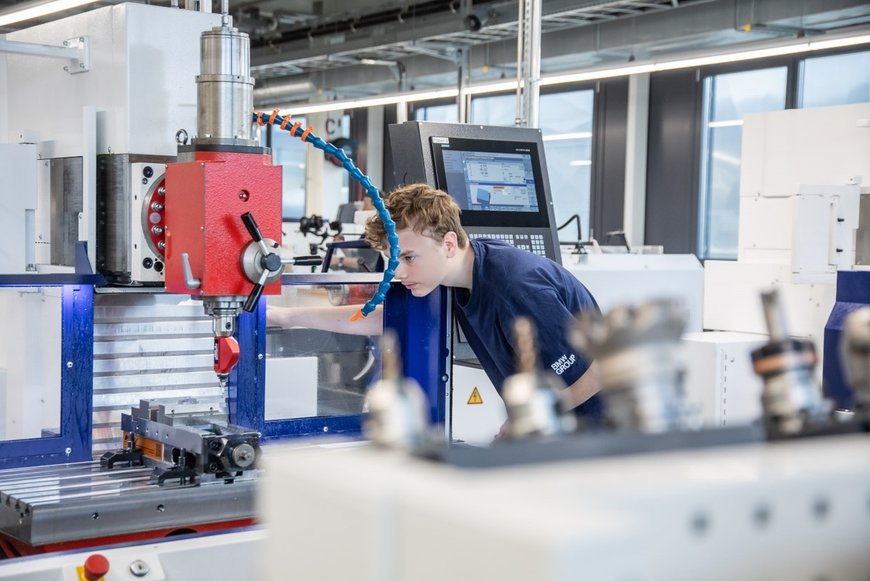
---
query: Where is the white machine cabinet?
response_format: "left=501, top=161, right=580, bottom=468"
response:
left=3, top=4, right=220, bottom=158
left=682, top=331, right=766, bottom=428
left=258, top=435, right=870, bottom=581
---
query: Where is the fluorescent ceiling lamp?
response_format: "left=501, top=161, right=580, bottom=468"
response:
left=463, top=80, right=519, bottom=96
left=0, top=0, right=101, bottom=27
left=543, top=132, right=593, bottom=141
left=280, top=87, right=458, bottom=116
left=542, top=64, right=656, bottom=87
left=707, top=120, right=743, bottom=128
left=569, top=160, right=592, bottom=166
left=652, top=43, right=808, bottom=71
left=808, top=33, right=870, bottom=51
left=277, top=32, right=870, bottom=115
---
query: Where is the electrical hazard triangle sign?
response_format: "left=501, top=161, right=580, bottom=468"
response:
left=467, top=387, right=483, bottom=405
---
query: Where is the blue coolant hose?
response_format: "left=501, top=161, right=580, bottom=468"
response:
left=254, top=111, right=398, bottom=319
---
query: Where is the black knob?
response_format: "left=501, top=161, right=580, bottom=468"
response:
left=241, top=212, right=264, bottom=243
left=262, top=252, right=282, bottom=272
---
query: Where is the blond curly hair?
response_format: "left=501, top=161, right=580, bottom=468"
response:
left=364, top=183, right=468, bottom=251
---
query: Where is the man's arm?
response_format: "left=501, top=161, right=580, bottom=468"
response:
left=561, top=360, right=600, bottom=410
left=267, top=304, right=384, bottom=336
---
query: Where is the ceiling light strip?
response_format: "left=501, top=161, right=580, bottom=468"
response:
left=280, top=88, right=458, bottom=116
left=809, top=33, right=870, bottom=51
left=543, top=132, right=593, bottom=141
left=463, top=80, right=520, bottom=96
left=0, top=0, right=102, bottom=27
left=707, top=120, right=743, bottom=128
left=278, top=32, right=870, bottom=115
left=652, top=43, right=809, bottom=71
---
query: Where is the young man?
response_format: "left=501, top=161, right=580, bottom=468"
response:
left=268, top=183, right=601, bottom=414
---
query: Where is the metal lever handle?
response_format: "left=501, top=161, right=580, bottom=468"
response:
left=282, top=255, right=323, bottom=267
left=241, top=212, right=272, bottom=257
left=181, top=253, right=201, bottom=289
left=243, top=268, right=270, bottom=313
left=241, top=212, right=282, bottom=313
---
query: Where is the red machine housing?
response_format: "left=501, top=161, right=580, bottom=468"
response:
left=163, top=150, right=283, bottom=297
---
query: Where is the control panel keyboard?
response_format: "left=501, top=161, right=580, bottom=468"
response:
left=468, top=232, right=548, bottom=258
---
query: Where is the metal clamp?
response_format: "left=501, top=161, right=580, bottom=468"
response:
left=0, top=35, right=89, bottom=74
left=63, top=36, right=90, bottom=74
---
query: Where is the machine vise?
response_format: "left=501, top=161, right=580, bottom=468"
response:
left=101, top=401, right=260, bottom=486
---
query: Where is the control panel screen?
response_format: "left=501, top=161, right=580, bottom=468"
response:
left=440, top=149, right=539, bottom=213
left=431, top=137, right=550, bottom=228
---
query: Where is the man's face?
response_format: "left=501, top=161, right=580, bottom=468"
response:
left=392, top=228, right=452, bottom=297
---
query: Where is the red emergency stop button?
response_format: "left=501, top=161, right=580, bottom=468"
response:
left=83, top=553, right=110, bottom=580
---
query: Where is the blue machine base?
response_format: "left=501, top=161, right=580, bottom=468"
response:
left=823, top=271, right=870, bottom=410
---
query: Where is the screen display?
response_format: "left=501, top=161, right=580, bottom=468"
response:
left=431, top=137, right=549, bottom=228
left=439, top=149, right=540, bottom=213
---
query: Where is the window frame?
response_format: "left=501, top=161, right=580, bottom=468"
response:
left=695, top=56, right=798, bottom=260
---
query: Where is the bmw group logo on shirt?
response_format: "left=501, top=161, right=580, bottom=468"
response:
left=550, top=353, right=576, bottom=376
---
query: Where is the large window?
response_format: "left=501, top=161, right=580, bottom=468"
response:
left=414, top=103, right=458, bottom=122
left=470, top=91, right=595, bottom=242
left=698, top=49, right=870, bottom=259
left=537, top=91, right=594, bottom=243
left=799, top=50, right=870, bottom=108
left=270, top=119, right=307, bottom=219
left=469, top=93, right=516, bottom=126
left=698, top=67, right=787, bottom=259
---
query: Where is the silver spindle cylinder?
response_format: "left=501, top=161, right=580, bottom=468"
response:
left=195, top=26, right=255, bottom=146
left=761, top=290, right=789, bottom=342
left=571, top=299, right=689, bottom=433
left=751, top=289, right=830, bottom=435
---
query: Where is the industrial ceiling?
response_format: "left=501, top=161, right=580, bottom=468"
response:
left=2, top=0, right=870, bottom=106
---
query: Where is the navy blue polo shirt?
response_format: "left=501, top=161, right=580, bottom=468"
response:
left=453, top=239, right=602, bottom=418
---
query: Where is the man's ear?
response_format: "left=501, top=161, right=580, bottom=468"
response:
left=443, top=231, right=458, bottom=257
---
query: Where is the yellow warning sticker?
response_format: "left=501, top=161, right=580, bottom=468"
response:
left=467, top=387, right=483, bottom=405
left=76, top=566, right=105, bottom=581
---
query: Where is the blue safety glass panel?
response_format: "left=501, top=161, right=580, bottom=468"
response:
left=0, top=283, right=93, bottom=469
left=233, top=280, right=448, bottom=441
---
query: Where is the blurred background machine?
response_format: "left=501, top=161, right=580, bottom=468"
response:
left=697, top=103, right=870, bottom=421
left=256, top=296, right=870, bottom=581
left=260, top=430, right=870, bottom=581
